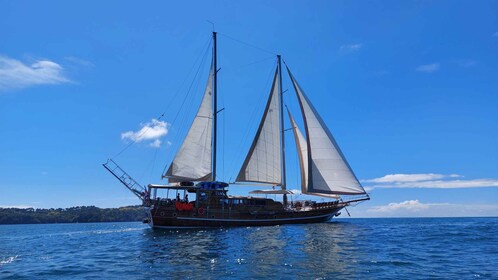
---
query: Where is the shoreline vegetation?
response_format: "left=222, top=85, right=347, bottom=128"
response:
left=0, top=206, right=145, bottom=225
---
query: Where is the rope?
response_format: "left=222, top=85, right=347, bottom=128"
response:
left=218, top=32, right=277, bottom=56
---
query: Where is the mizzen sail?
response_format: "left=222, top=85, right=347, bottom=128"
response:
left=165, top=63, right=214, bottom=183
left=236, top=67, right=282, bottom=185
left=287, top=67, right=366, bottom=195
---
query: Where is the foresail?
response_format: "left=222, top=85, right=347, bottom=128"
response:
left=165, top=64, right=214, bottom=183
left=236, top=67, right=282, bottom=185
left=287, top=67, right=366, bottom=195
left=288, top=109, right=340, bottom=199
left=287, top=109, right=308, bottom=194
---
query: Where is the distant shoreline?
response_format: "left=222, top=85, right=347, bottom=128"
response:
left=1, top=206, right=496, bottom=225
left=0, top=205, right=145, bottom=225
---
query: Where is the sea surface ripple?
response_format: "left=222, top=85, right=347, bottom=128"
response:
left=1, top=217, right=497, bottom=279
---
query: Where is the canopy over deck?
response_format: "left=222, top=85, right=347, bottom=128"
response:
left=249, top=189, right=294, bottom=195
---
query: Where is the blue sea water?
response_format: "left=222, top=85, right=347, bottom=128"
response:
left=1, top=218, right=497, bottom=279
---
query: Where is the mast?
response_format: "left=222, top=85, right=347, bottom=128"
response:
left=277, top=55, right=287, bottom=205
left=212, top=31, right=218, bottom=181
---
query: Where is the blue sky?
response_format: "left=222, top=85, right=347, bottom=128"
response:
left=1, top=1, right=497, bottom=217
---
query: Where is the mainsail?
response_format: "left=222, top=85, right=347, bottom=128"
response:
left=287, top=67, right=366, bottom=195
left=164, top=64, right=214, bottom=183
left=236, top=67, right=282, bottom=185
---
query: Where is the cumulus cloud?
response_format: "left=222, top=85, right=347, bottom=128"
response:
left=366, top=200, right=498, bottom=217
left=416, top=63, right=440, bottom=73
left=363, top=173, right=498, bottom=189
left=339, top=43, right=362, bottom=53
left=121, top=119, right=168, bottom=148
left=0, top=55, right=70, bottom=91
left=369, top=200, right=432, bottom=213
left=364, top=173, right=461, bottom=183
left=149, top=139, right=162, bottom=148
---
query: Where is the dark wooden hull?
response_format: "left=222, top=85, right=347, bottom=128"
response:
left=145, top=205, right=345, bottom=228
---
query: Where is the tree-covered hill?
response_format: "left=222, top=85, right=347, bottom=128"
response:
left=0, top=206, right=146, bottom=224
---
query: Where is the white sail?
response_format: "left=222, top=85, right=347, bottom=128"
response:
left=287, top=108, right=308, bottom=194
left=287, top=67, right=366, bottom=195
left=165, top=64, right=214, bottom=183
left=288, top=109, right=340, bottom=199
left=236, top=68, right=282, bottom=185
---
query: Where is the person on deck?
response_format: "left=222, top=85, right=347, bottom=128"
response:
left=184, top=193, right=189, bottom=203
left=176, top=193, right=180, bottom=202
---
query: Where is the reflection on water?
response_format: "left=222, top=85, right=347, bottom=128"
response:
left=138, top=223, right=366, bottom=279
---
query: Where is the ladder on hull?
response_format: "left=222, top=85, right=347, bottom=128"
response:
left=103, top=159, right=145, bottom=202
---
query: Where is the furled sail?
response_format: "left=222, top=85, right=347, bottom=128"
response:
left=164, top=64, right=214, bottom=183
left=286, top=67, right=366, bottom=195
left=236, top=67, right=282, bottom=185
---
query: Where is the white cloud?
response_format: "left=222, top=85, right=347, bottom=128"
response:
left=121, top=119, right=168, bottom=148
left=416, top=63, right=440, bottom=73
left=363, top=173, right=498, bottom=189
left=364, top=173, right=460, bottom=183
left=365, top=200, right=498, bottom=217
left=369, top=200, right=431, bottom=213
left=0, top=55, right=70, bottom=91
left=149, top=139, right=161, bottom=148
left=339, top=43, right=362, bottom=53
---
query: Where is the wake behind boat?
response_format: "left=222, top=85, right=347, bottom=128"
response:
left=103, top=32, right=369, bottom=228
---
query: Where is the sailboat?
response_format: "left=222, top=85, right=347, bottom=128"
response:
left=103, top=32, right=369, bottom=228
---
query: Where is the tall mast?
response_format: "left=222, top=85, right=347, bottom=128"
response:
left=212, top=31, right=218, bottom=181
left=277, top=55, right=287, bottom=205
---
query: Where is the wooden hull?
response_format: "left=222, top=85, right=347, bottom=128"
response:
left=145, top=205, right=344, bottom=228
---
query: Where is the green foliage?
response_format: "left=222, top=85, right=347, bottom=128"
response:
left=0, top=205, right=146, bottom=224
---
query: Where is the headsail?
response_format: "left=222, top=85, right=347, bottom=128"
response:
left=286, top=67, right=366, bottom=195
left=236, top=67, right=282, bottom=185
left=164, top=63, right=214, bottom=183
left=288, top=109, right=340, bottom=199
left=287, top=108, right=308, bottom=194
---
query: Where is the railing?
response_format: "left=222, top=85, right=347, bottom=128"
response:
left=102, top=159, right=146, bottom=201
left=286, top=200, right=344, bottom=211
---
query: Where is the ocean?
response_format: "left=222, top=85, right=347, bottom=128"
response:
left=1, top=218, right=497, bottom=279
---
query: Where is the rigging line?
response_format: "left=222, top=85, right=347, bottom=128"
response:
left=158, top=36, right=212, bottom=121
left=218, top=32, right=277, bottom=55
left=226, top=55, right=276, bottom=70
left=138, top=146, right=159, bottom=183
left=161, top=39, right=212, bottom=176
left=110, top=36, right=212, bottom=161
left=218, top=66, right=226, bottom=182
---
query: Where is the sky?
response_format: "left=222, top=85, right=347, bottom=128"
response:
left=1, top=0, right=497, bottom=217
